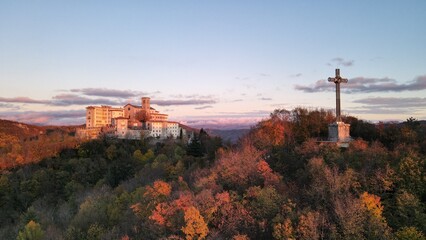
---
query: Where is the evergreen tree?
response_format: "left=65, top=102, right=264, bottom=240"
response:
left=187, top=134, right=203, bottom=157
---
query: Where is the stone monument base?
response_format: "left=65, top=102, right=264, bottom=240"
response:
left=328, top=121, right=351, bottom=142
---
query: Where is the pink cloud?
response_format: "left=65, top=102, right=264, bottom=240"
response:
left=0, top=110, right=85, bottom=126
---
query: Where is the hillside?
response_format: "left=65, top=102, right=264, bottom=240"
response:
left=0, top=119, right=82, bottom=169
left=0, top=119, right=45, bottom=138
left=0, top=119, right=82, bottom=139
left=0, top=108, right=424, bottom=239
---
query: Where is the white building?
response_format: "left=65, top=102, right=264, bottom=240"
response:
left=113, top=117, right=129, bottom=139
left=86, top=105, right=124, bottom=128
left=147, top=121, right=180, bottom=138
left=80, top=97, right=187, bottom=140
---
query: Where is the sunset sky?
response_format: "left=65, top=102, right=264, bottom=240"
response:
left=1, top=1, right=425, bottom=128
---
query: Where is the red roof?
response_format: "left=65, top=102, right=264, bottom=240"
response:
left=124, top=103, right=141, bottom=108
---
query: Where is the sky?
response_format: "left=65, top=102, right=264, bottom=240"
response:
left=1, top=1, right=426, bottom=128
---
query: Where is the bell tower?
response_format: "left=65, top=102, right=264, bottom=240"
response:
left=141, top=97, right=151, bottom=120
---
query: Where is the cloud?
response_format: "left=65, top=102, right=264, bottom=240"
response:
left=295, top=75, right=426, bottom=93
left=51, top=94, right=123, bottom=106
left=169, top=94, right=214, bottom=99
left=0, top=103, right=20, bottom=110
left=0, top=97, right=50, bottom=104
left=0, top=91, right=219, bottom=108
left=194, top=106, right=213, bottom=110
left=353, top=97, right=426, bottom=108
left=0, top=94, right=124, bottom=106
left=151, top=99, right=217, bottom=106
left=328, top=57, right=354, bottom=67
left=259, top=73, right=271, bottom=77
left=271, top=103, right=291, bottom=108
left=70, top=88, right=145, bottom=98
left=348, top=97, right=426, bottom=115
left=289, top=73, right=302, bottom=78
left=259, top=97, right=272, bottom=101
left=244, top=84, right=256, bottom=89
left=348, top=107, right=412, bottom=115
left=0, top=110, right=85, bottom=125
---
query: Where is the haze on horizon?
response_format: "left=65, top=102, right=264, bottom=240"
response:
left=1, top=1, right=425, bottom=128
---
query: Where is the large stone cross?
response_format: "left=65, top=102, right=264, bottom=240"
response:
left=328, top=69, right=348, bottom=122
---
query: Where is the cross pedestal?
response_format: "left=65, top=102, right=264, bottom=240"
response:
left=328, top=121, right=351, bottom=142
left=327, top=69, right=351, bottom=145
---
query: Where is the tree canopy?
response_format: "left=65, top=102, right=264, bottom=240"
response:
left=1, top=108, right=425, bottom=239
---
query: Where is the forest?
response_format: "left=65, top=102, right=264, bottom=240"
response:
left=0, top=119, right=81, bottom=169
left=0, top=108, right=425, bottom=240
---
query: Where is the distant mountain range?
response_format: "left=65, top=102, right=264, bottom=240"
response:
left=206, top=128, right=250, bottom=144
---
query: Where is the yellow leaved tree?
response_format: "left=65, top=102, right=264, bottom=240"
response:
left=181, top=206, right=209, bottom=240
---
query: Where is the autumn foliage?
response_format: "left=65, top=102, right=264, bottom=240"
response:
left=1, top=109, right=425, bottom=239
left=0, top=120, right=81, bottom=169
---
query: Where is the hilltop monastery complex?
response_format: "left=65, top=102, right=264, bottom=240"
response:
left=77, top=97, right=190, bottom=140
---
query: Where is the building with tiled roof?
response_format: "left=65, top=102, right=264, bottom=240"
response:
left=78, top=97, right=187, bottom=140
